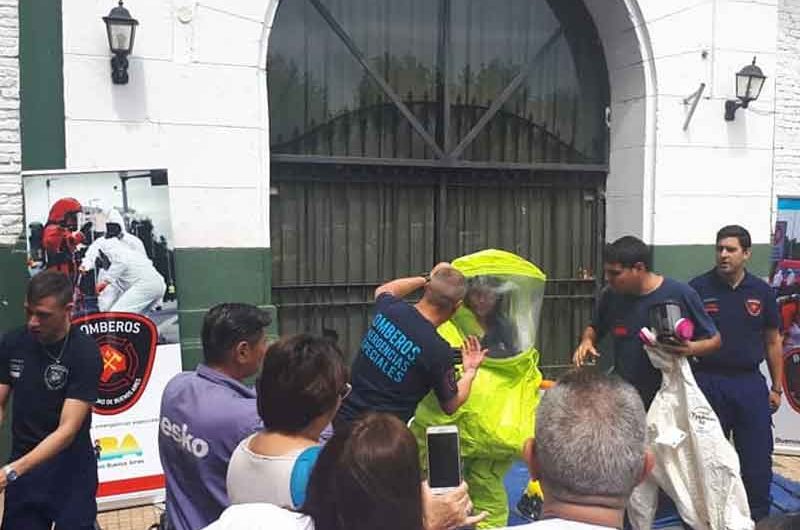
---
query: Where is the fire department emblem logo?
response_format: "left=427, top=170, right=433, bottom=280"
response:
left=73, top=312, right=157, bottom=415
left=785, top=348, right=800, bottom=414
left=745, top=298, right=762, bottom=317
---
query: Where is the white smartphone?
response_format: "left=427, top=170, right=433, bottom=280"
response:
left=426, top=425, right=462, bottom=494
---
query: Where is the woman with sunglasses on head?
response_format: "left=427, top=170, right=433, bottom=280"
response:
left=226, top=334, right=349, bottom=509
left=208, top=413, right=485, bottom=530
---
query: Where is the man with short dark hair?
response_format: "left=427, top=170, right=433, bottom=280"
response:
left=689, top=225, right=782, bottom=521
left=499, top=370, right=653, bottom=529
left=574, top=235, right=721, bottom=407
left=158, top=303, right=272, bottom=530
left=0, top=270, right=102, bottom=529
left=337, top=262, right=487, bottom=426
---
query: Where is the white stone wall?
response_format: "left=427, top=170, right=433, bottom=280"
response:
left=0, top=0, right=20, bottom=246
left=644, top=0, right=777, bottom=247
left=50, top=0, right=783, bottom=250
left=600, top=0, right=778, bottom=247
left=584, top=0, right=653, bottom=242
left=61, top=0, right=276, bottom=249
left=775, top=0, right=800, bottom=201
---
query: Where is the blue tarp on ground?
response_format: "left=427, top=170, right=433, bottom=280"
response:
left=503, top=460, right=800, bottom=527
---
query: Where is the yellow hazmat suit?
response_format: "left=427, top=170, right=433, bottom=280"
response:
left=410, top=249, right=546, bottom=528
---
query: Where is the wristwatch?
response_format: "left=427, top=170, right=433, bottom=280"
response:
left=3, top=464, right=17, bottom=483
left=771, top=385, right=783, bottom=396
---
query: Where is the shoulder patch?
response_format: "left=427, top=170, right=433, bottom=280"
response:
left=746, top=298, right=763, bottom=317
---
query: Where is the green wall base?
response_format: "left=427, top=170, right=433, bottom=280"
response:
left=0, top=240, right=30, bottom=331
left=652, top=243, right=770, bottom=282
left=174, top=247, right=275, bottom=369
left=0, top=241, right=28, bottom=463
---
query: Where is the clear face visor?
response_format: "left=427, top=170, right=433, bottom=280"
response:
left=454, top=274, right=545, bottom=358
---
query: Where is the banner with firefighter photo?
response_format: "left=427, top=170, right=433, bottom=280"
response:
left=22, top=169, right=182, bottom=508
left=770, top=197, right=800, bottom=455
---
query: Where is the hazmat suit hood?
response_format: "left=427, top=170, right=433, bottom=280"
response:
left=47, top=198, right=82, bottom=225
left=106, top=209, right=126, bottom=230
left=105, top=209, right=127, bottom=238
left=448, top=249, right=546, bottom=356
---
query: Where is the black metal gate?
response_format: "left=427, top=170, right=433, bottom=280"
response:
left=270, top=162, right=604, bottom=377
left=267, top=0, right=610, bottom=376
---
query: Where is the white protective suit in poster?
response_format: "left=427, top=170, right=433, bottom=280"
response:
left=82, top=210, right=150, bottom=310
left=627, top=345, right=753, bottom=530
left=81, top=212, right=165, bottom=313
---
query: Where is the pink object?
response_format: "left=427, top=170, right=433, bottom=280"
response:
left=639, top=327, right=657, bottom=346
left=674, top=318, right=694, bottom=342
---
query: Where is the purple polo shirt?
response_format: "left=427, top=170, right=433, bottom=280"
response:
left=158, top=364, right=262, bottom=530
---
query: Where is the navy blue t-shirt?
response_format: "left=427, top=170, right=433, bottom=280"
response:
left=337, top=293, right=458, bottom=423
left=0, top=326, right=101, bottom=460
left=591, top=277, right=718, bottom=407
left=689, top=269, right=779, bottom=371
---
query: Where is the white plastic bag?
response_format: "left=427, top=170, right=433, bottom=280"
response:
left=627, top=345, right=753, bottom=530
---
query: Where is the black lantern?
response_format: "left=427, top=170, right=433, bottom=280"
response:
left=102, top=1, right=139, bottom=85
left=724, top=57, right=766, bottom=121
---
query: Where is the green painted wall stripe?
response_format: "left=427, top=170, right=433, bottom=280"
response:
left=652, top=243, right=770, bottom=282
left=0, top=242, right=27, bottom=462
left=0, top=241, right=29, bottom=331
left=20, top=0, right=65, bottom=170
left=174, top=247, right=275, bottom=369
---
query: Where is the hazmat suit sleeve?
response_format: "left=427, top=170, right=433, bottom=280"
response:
left=100, top=238, right=132, bottom=286
left=80, top=239, right=102, bottom=271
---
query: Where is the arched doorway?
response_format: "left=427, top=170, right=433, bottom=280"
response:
left=267, top=0, right=610, bottom=373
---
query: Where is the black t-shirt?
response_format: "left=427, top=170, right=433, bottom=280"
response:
left=591, top=277, right=717, bottom=408
left=0, top=326, right=101, bottom=459
left=482, top=315, right=518, bottom=359
left=338, top=293, right=458, bottom=423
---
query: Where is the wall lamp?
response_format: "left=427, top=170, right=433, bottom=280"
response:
left=724, top=57, right=766, bottom=121
left=103, top=1, right=139, bottom=85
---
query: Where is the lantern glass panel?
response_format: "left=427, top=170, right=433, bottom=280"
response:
left=107, top=23, right=133, bottom=53
left=736, top=72, right=752, bottom=100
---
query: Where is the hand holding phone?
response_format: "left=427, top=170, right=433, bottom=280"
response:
left=427, top=425, right=462, bottom=494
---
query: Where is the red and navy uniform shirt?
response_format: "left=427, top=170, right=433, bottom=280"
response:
left=590, top=277, right=718, bottom=407
left=689, top=269, right=779, bottom=371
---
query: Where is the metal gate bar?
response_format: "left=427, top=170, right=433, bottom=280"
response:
left=270, top=163, right=603, bottom=378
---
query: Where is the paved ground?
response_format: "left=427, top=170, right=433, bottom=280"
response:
left=775, top=454, right=800, bottom=482
left=96, top=504, right=162, bottom=530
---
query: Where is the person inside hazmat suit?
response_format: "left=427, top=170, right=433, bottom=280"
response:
left=80, top=209, right=166, bottom=314
left=410, top=249, right=546, bottom=528
left=460, top=276, right=518, bottom=359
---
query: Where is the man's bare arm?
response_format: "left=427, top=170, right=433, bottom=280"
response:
left=765, top=328, right=784, bottom=411
left=0, top=398, right=92, bottom=490
left=0, top=384, right=10, bottom=427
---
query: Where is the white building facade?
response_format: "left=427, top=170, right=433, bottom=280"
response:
left=0, top=0, right=797, bottom=368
